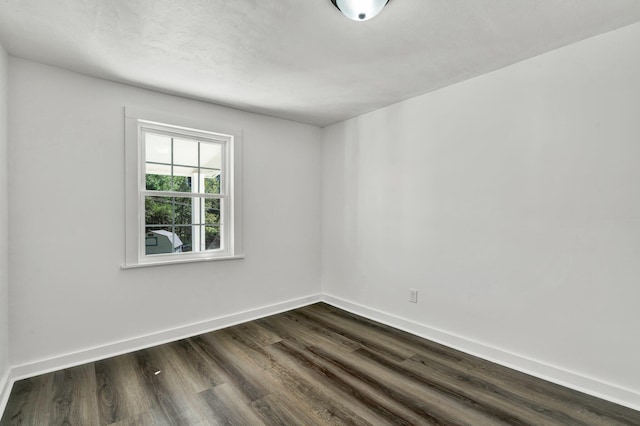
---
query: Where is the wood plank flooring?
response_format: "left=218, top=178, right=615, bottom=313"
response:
left=2, top=303, right=639, bottom=425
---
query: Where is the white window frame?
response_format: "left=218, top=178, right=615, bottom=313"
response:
left=124, top=107, right=243, bottom=268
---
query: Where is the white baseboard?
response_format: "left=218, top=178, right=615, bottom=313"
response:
left=0, top=368, right=11, bottom=420
left=8, top=294, right=322, bottom=384
left=0, top=294, right=319, bottom=417
left=321, top=294, right=640, bottom=412
left=2, top=292, right=639, bottom=417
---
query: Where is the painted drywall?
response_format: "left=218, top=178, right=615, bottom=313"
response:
left=322, top=21, right=640, bottom=398
left=8, top=58, right=322, bottom=366
left=0, top=42, right=9, bottom=387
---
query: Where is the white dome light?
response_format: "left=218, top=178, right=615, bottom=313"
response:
left=332, top=0, right=390, bottom=22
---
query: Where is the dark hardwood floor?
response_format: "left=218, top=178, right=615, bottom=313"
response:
left=2, top=303, right=639, bottom=425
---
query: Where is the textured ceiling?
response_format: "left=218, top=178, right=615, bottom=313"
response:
left=1, top=0, right=640, bottom=126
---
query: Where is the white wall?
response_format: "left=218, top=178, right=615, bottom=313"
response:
left=322, top=21, right=640, bottom=402
left=0, top=42, right=9, bottom=386
left=8, top=58, right=322, bottom=366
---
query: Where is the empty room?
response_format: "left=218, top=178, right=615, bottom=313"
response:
left=0, top=0, right=639, bottom=424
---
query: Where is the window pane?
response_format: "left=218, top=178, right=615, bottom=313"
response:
left=145, top=196, right=173, bottom=225
left=145, top=196, right=193, bottom=227
left=173, top=166, right=197, bottom=192
left=174, top=226, right=193, bottom=253
left=173, top=197, right=193, bottom=225
left=146, top=162, right=172, bottom=176
left=145, top=227, right=184, bottom=255
left=204, top=198, right=220, bottom=224
left=146, top=163, right=172, bottom=191
left=145, top=133, right=171, bottom=164
left=172, top=174, right=191, bottom=192
left=200, top=142, right=222, bottom=169
left=203, top=171, right=221, bottom=194
left=204, top=226, right=221, bottom=250
left=173, top=138, right=198, bottom=167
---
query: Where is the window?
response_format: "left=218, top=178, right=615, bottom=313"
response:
left=124, top=108, right=243, bottom=267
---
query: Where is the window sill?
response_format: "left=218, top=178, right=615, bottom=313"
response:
left=121, top=254, right=245, bottom=269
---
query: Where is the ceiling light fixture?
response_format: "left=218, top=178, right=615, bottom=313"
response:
left=331, top=0, right=390, bottom=22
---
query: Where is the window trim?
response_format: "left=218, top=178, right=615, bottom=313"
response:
left=123, top=107, right=244, bottom=268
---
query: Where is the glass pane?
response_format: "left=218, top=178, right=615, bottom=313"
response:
left=146, top=163, right=172, bottom=191
left=173, top=197, right=193, bottom=225
left=145, top=133, right=171, bottom=164
left=174, top=226, right=193, bottom=253
left=203, top=172, right=221, bottom=194
left=145, top=196, right=193, bottom=227
left=145, top=197, right=173, bottom=225
left=146, top=162, right=171, bottom=176
left=173, top=138, right=198, bottom=167
left=200, top=142, right=222, bottom=169
left=145, top=227, right=184, bottom=255
left=172, top=175, right=191, bottom=192
left=173, top=166, right=197, bottom=192
left=204, top=198, right=220, bottom=224
left=204, top=226, right=221, bottom=250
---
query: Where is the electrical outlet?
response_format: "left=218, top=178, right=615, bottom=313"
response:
left=409, top=288, right=418, bottom=303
